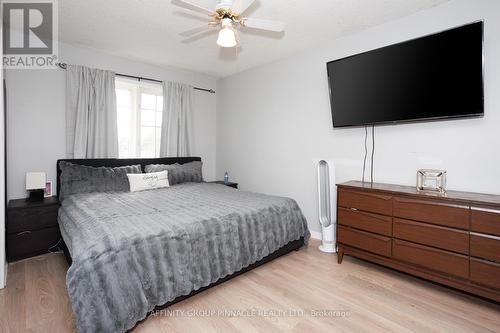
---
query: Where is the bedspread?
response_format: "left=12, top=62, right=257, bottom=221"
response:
left=58, top=182, right=310, bottom=333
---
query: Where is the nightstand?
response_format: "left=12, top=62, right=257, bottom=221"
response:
left=7, top=196, right=61, bottom=262
left=208, top=181, right=238, bottom=189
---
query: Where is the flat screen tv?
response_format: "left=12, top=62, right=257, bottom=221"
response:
left=327, top=21, right=484, bottom=128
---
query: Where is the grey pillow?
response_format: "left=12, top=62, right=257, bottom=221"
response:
left=145, top=161, right=203, bottom=185
left=59, top=161, right=142, bottom=199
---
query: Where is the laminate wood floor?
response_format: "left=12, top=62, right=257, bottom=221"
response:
left=1, top=239, right=499, bottom=333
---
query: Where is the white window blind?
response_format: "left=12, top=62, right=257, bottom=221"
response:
left=115, top=78, right=163, bottom=158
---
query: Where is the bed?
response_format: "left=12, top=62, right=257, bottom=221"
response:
left=56, top=157, right=310, bottom=333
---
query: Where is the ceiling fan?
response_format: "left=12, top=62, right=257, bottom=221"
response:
left=172, top=0, right=285, bottom=48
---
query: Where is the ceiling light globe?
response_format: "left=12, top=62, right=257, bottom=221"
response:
left=217, top=27, right=237, bottom=48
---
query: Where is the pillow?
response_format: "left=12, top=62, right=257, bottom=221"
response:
left=127, top=171, right=170, bottom=192
left=59, top=161, right=142, bottom=199
left=145, top=161, right=203, bottom=185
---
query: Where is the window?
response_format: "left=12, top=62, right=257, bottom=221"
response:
left=115, top=78, right=163, bottom=158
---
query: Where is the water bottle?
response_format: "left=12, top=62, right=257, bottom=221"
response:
left=224, top=172, right=229, bottom=184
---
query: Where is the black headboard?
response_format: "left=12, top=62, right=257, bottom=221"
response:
left=56, top=157, right=201, bottom=198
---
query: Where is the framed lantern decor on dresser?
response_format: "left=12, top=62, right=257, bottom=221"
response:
left=417, top=169, right=447, bottom=193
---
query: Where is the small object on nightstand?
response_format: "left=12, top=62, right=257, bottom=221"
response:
left=26, top=172, right=46, bottom=202
left=44, top=180, right=53, bottom=197
left=7, top=196, right=61, bottom=262
left=209, top=181, right=238, bottom=189
left=224, top=171, right=229, bottom=184
left=416, top=169, right=447, bottom=193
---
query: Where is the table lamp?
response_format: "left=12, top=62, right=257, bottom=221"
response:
left=26, top=172, right=46, bottom=202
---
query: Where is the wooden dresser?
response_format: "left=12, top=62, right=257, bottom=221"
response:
left=337, top=181, right=500, bottom=302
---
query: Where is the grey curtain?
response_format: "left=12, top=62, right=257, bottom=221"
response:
left=66, top=65, right=118, bottom=158
left=159, top=82, right=193, bottom=157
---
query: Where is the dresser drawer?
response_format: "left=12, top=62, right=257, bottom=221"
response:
left=470, top=233, right=500, bottom=263
left=7, top=227, right=60, bottom=261
left=392, top=239, right=469, bottom=279
left=470, top=258, right=500, bottom=290
left=338, top=207, right=392, bottom=236
left=338, top=189, right=392, bottom=215
left=393, top=218, right=469, bottom=255
left=393, top=197, right=469, bottom=229
left=7, top=206, right=59, bottom=234
left=471, top=207, right=500, bottom=237
left=338, top=226, right=391, bottom=257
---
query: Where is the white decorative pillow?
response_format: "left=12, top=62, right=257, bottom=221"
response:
left=127, top=171, right=170, bottom=192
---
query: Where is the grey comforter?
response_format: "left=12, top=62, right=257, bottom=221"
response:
left=58, top=183, right=310, bottom=333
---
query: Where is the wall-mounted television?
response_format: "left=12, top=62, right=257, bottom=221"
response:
left=327, top=21, right=484, bottom=128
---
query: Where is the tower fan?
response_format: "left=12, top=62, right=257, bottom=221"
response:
left=317, top=160, right=337, bottom=253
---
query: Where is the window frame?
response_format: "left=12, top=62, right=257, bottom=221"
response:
left=115, top=78, right=163, bottom=158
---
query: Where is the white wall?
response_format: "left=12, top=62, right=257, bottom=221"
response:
left=6, top=42, right=217, bottom=200
left=216, top=0, right=500, bottom=234
left=0, top=15, right=6, bottom=289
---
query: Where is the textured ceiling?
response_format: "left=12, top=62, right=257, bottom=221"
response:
left=59, top=0, right=449, bottom=78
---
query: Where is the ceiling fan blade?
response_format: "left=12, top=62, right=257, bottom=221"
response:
left=231, top=0, right=255, bottom=15
left=171, top=0, right=214, bottom=15
left=242, top=18, right=285, bottom=32
left=179, top=25, right=214, bottom=37
left=181, top=29, right=219, bottom=44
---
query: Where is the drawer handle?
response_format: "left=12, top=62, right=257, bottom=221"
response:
left=394, top=197, right=468, bottom=210
left=346, top=208, right=390, bottom=222
left=471, top=207, right=500, bottom=214
left=470, top=232, right=500, bottom=241
left=395, top=240, right=455, bottom=253
left=397, top=241, right=423, bottom=250
left=16, top=230, right=32, bottom=236
left=341, top=226, right=390, bottom=242
left=342, top=190, right=392, bottom=201
left=367, top=234, right=391, bottom=242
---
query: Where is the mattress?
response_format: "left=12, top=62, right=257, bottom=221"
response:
left=58, top=182, right=310, bottom=333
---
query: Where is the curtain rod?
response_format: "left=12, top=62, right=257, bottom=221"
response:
left=56, top=63, right=216, bottom=94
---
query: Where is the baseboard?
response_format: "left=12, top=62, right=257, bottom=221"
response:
left=309, top=230, right=322, bottom=240
left=1, top=263, right=6, bottom=289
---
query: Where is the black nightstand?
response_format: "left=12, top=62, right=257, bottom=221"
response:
left=209, top=181, right=238, bottom=189
left=7, top=196, right=61, bottom=262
